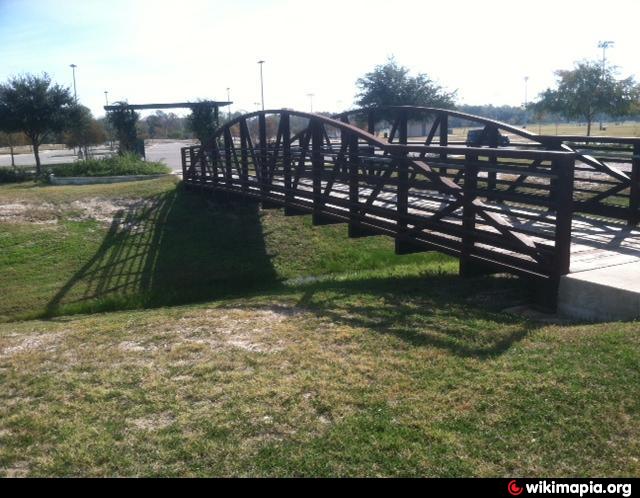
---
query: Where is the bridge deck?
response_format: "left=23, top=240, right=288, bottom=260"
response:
left=206, top=174, right=640, bottom=275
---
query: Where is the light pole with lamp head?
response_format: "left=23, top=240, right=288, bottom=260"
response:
left=523, top=76, right=529, bottom=129
left=257, top=60, right=265, bottom=111
left=69, top=64, right=78, bottom=101
left=598, top=40, right=614, bottom=130
left=307, top=93, right=314, bottom=113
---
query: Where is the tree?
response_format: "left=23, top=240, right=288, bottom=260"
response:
left=107, top=102, right=140, bottom=154
left=0, top=131, right=28, bottom=167
left=186, top=102, right=219, bottom=145
left=355, top=57, right=456, bottom=120
left=64, top=105, right=107, bottom=157
left=533, top=60, right=639, bottom=136
left=0, top=73, right=75, bottom=174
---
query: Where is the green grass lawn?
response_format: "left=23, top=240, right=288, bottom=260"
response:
left=0, top=177, right=449, bottom=321
left=0, top=177, right=638, bottom=477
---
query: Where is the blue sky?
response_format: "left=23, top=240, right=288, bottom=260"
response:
left=1, top=0, right=638, bottom=118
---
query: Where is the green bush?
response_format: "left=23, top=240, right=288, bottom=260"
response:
left=0, top=167, right=35, bottom=184
left=48, top=153, right=171, bottom=178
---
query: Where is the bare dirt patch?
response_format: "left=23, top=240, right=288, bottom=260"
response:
left=0, top=331, right=64, bottom=358
left=0, top=197, right=158, bottom=225
left=130, top=412, right=175, bottom=431
left=66, top=198, right=159, bottom=224
left=1, top=461, right=29, bottom=477
left=174, top=307, right=303, bottom=354
left=0, top=202, right=58, bottom=224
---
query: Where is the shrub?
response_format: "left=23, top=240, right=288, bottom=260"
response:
left=48, top=153, right=171, bottom=177
left=0, top=167, right=35, bottom=183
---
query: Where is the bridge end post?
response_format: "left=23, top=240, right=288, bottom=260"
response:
left=459, top=153, right=494, bottom=277
left=629, top=141, right=640, bottom=226
left=535, top=153, right=575, bottom=312
left=439, top=112, right=449, bottom=175
left=310, top=120, right=340, bottom=225
left=181, top=146, right=187, bottom=181
left=393, top=146, right=410, bottom=253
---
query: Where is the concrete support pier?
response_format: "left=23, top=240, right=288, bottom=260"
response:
left=558, top=262, right=640, bottom=321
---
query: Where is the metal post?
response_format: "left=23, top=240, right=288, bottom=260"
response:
left=258, top=60, right=265, bottom=111
left=281, top=112, right=292, bottom=207
left=223, top=128, right=233, bottom=187
left=347, top=133, right=360, bottom=235
left=629, top=141, right=640, bottom=226
left=597, top=41, right=614, bottom=130
left=523, top=76, right=529, bottom=128
left=535, top=152, right=576, bottom=311
left=259, top=112, right=268, bottom=198
left=439, top=112, right=448, bottom=168
left=311, top=120, right=324, bottom=224
left=240, top=119, right=249, bottom=193
left=394, top=148, right=409, bottom=254
left=460, top=153, right=479, bottom=277
left=181, top=147, right=187, bottom=180
left=70, top=64, right=77, bottom=102
left=398, top=110, right=408, bottom=145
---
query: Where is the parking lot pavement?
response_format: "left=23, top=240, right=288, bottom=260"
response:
left=0, top=148, right=77, bottom=167
left=145, top=140, right=196, bottom=172
left=0, top=141, right=195, bottom=172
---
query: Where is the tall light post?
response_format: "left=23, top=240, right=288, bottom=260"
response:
left=104, top=91, right=113, bottom=150
left=226, top=87, right=231, bottom=120
left=598, top=40, right=614, bottom=130
left=598, top=40, right=615, bottom=73
left=307, top=93, right=314, bottom=113
left=523, top=76, right=529, bottom=128
left=257, top=60, right=265, bottom=111
left=69, top=64, right=77, bottom=102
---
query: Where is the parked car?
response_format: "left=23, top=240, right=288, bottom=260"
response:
left=466, top=128, right=510, bottom=147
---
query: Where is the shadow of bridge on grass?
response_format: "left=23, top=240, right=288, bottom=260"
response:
left=45, top=181, right=544, bottom=358
left=44, top=184, right=279, bottom=316
left=215, top=271, right=540, bottom=359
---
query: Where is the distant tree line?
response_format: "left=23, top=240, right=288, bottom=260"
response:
left=353, top=57, right=640, bottom=135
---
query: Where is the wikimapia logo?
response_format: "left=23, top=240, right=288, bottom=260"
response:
left=506, top=480, right=632, bottom=497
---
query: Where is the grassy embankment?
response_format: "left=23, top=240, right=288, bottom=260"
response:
left=0, top=177, right=638, bottom=477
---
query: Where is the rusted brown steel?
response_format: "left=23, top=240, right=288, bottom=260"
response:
left=337, top=106, right=640, bottom=225
left=181, top=109, right=587, bottom=310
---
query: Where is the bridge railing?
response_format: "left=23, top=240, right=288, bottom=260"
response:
left=182, top=110, right=578, bottom=302
left=335, top=106, right=640, bottom=226
left=537, top=135, right=640, bottom=225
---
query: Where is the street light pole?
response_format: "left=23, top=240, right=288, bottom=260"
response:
left=104, top=91, right=113, bottom=150
left=257, top=60, right=265, bottom=111
left=69, top=64, right=77, bottom=102
left=307, top=93, right=314, bottom=113
left=523, top=76, right=529, bottom=128
left=597, top=40, right=614, bottom=131
left=226, top=87, right=231, bottom=120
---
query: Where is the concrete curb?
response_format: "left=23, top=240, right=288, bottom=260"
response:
left=49, top=174, right=172, bottom=185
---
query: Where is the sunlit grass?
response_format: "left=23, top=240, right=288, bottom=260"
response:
left=0, top=176, right=638, bottom=477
